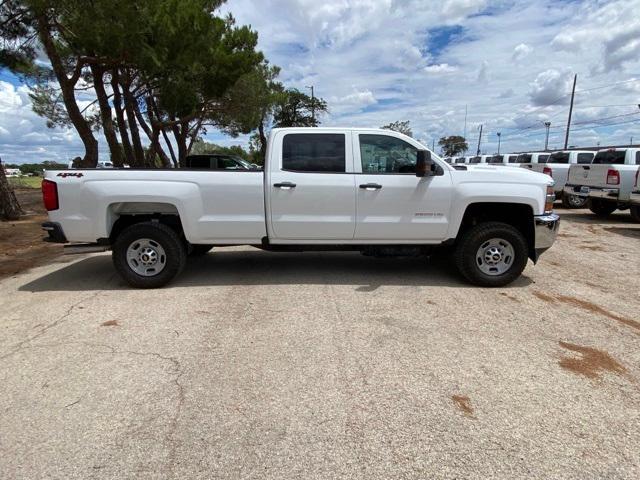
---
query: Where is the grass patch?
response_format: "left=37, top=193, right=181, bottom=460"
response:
left=8, top=176, right=42, bottom=189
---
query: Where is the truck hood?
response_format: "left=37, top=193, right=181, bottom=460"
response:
left=458, top=165, right=553, bottom=186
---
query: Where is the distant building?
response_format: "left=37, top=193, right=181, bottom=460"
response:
left=3, top=168, right=21, bottom=177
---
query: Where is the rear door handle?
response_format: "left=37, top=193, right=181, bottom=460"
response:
left=583, top=166, right=590, bottom=170
left=274, top=182, right=296, bottom=189
left=359, top=183, right=382, bottom=190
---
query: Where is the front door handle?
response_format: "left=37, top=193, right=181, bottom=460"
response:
left=274, top=182, right=297, bottom=189
left=359, top=183, right=383, bottom=190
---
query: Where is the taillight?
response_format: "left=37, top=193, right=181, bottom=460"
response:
left=606, top=169, right=620, bottom=185
left=543, top=166, right=553, bottom=177
left=545, top=185, right=555, bottom=213
left=42, top=179, right=59, bottom=211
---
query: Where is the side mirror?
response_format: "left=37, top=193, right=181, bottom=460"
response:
left=416, top=150, right=433, bottom=177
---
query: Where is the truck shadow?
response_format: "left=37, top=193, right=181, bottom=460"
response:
left=558, top=211, right=638, bottom=225
left=19, top=249, right=534, bottom=292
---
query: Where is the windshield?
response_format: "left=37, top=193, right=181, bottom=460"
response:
left=517, top=154, right=532, bottom=163
left=488, top=155, right=503, bottom=164
left=593, top=151, right=626, bottom=165
left=548, top=152, right=569, bottom=164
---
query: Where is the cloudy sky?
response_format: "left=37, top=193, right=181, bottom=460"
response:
left=2, top=0, right=640, bottom=164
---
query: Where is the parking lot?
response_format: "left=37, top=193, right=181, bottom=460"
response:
left=1, top=207, right=639, bottom=479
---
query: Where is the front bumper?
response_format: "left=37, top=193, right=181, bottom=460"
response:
left=630, top=191, right=640, bottom=206
left=42, top=222, right=68, bottom=243
left=532, top=213, right=560, bottom=262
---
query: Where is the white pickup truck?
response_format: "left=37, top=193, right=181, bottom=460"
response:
left=523, top=150, right=595, bottom=208
left=630, top=170, right=640, bottom=221
left=42, top=128, right=559, bottom=288
left=564, top=148, right=640, bottom=220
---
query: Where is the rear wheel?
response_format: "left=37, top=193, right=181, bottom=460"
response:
left=561, top=192, right=587, bottom=209
left=588, top=198, right=617, bottom=218
left=453, top=222, right=529, bottom=287
left=112, top=221, right=186, bottom=288
left=630, top=205, right=640, bottom=223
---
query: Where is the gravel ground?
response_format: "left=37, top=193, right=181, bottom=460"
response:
left=0, top=207, right=639, bottom=479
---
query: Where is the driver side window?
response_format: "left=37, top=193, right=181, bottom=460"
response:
left=359, top=134, right=418, bottom=174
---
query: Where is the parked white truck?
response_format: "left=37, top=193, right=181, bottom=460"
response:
left=523, top=150, right=595, bottom=208
left=42, top=128, right=559, bottom=288
left=564, top=148, right=640, bottom=220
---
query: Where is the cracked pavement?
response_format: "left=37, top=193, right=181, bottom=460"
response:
left=1, top=209, right=639, bottom=479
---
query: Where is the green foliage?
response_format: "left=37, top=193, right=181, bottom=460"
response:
left=438, top=135, right=468, bottom=156
left=381, top=120, right=413, bottom=137
left=190, top=138, right=253, bottom=161
left=273, top=89, right=327, bottom=128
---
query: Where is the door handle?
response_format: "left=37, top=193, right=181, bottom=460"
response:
left=359, top=183, right=383, bottom=190
left=274, top=182, right=297, bottom=189
left=583, top=166, right=590, bottom=170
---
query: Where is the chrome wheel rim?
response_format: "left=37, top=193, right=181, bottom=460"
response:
left=126, top=238, right=166, bottom=276
left=476, top=238, right=514, bottom=276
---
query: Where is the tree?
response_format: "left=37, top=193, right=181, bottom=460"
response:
left=438, top=135, right=468, bottom=157
left=0, top=159, right=23, bottom=220
left=382, top=120, right=413, bottom=137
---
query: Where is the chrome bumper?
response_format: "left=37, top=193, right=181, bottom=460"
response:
left=533, top=213, right=560, bottom=261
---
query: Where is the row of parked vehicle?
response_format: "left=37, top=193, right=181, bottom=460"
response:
left=444, top=147, right=640, bottom=222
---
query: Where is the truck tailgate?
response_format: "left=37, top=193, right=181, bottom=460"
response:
left=567, top=164, right=610, bottom=187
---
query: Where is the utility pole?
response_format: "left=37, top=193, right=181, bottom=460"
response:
left=496, top=132, right=501, bottom=155
left=306, top=85, right=315, bottom=124
left=564, top=74, right=577, bottom=149
left=463, top=104, right=468, bottom=142
left=476, top=124, right=483, bottom=156
left=432, top=139, right=435, bottom=151
left=544, top=121, right=551, bottom=151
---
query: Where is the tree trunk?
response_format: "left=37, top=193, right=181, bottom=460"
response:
left=148, top=97, right=178, bottom=167
left=91, top=65, right=123, bottom=167
left=173, top=123, right=189, bottom=167
left=121, top=72, right=146, bottom=167
left=134, top=97, right=171, bottom=167
left=0, top=162, right=23, bottom=220
left=111, top=69, right=134, bottom=166
left=35, top=14, right=98, bottom=168
left=258, top=121, right=267, bottom=161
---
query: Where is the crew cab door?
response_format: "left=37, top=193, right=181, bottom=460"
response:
left=353, top=132, right=452, bottom=241
left=268, top=131, right=356, bottom=240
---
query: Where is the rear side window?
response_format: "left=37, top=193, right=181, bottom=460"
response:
left=507, top=155, right=518, bottom=163
left=548, top=152, right=569, bottom=164
left=517, top=154, right=532, bottom=163
left=577, top=153, right=594, bottom=164
left=455, top=157, right=466, bottom=164
left=185, top=155, right=213, bottom=168
left=469, top=156, right=481, bottom=164
left=488, top=155, right=503, bottom=164
left=593, top=151, right=626, bottom=165
left=282, top=134, right=345, bottom=172
left=538, top=155, right=550, bottom=163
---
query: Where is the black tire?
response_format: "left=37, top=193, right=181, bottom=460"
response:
left=189, top=244, right=214, bottom=256
left=112, top=221, right=186, bottom=288
left=561, top=192, right=587, bottom=209
left=453, top=222, right=529, bottom=288
left=630, top=205, right=640, bottom=223
left=588, top=198, right=617, bottom=218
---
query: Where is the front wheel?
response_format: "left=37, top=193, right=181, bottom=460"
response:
left=588, top=199, right=617, bottom=218
left=112, top=221, right=186, bottom=288
left=630, top=205, right=640, bottom=223
left=453, top=222, right=529, bottom=287
left=561, top=192, right=588, bottom=209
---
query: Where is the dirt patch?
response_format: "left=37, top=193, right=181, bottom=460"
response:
left=532, top=291, right=555, bottom=303
left=579, top=245, right=605, bottom=252
left=451, top=395, right=474, bottom=417
left=556, top=295, right=640, bottom=332
left=557, top=233, right=578, bottom=238
left=500, top=292, right=519, bottom=303
left=558, top=341, right=626, bottom=380
left=101, top=320, right=119, bottom=327
left=0, top=189, right=62, bottom=279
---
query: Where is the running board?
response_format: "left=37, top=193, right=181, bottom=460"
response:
left=63, top=244, right=110, bottom=255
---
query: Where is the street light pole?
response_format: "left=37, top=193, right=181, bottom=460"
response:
left=497, top=132, right=501, bottom=155
left=544, top=121, right=551, bottom=151
left=476, top=124, right=483, bottom=156
left=305, top=85, right=315, bottom=124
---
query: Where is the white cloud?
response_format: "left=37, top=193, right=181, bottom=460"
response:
left=528, top=68, right=573, bottom=106
left=512, top=43, right=533, bottom=62
left=424, top=63, right=458, bottom=74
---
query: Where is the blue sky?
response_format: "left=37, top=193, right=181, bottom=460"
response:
left=2, top=0, right=640, bottom=164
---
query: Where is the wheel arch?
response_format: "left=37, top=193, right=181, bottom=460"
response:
left=107, top=202, right=185, bottom=244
